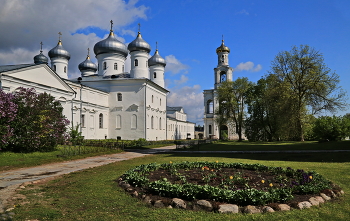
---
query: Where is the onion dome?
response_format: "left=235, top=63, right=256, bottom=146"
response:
left=48, top=40, right=71, bottom=60
left=93, top=30, right=128, bottom=57
left=148, top=49, right=166, bottom=67
left=34, top=42, right=48, bottom=64
left=34, top=52, right=48, bottom=64
left=127, top=32, right=151, bottom=53
left=78, top=49, right=97, bottom=72
left=216, top=39, right=230, bottom=54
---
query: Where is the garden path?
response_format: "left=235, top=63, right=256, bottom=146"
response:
left=0, top=145, right=176, bottom=213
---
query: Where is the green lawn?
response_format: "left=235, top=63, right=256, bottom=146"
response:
left=10, top=149, right=350, bottom=220
left=0, top=146, right=123, bottom=172
left=187, top=140, right=350, bottom=151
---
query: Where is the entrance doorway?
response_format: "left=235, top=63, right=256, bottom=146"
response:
left=220, top=125, right=228, bottom=140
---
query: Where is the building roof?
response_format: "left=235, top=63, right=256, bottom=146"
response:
left=0, top=64, right=37, bottom=73
left=166, top=106, right=184, bottom=112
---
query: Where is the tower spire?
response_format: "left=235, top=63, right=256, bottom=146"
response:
left=58, top=32, right=62, bottom=45
left=87, top=48, right=90, bottom=59
left=138, top=23, right=141, bottom=33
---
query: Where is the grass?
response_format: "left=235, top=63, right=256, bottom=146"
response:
left=0, top=145, right=123, bottom=172
left=9, top=144, right=350, bottom=221
left=186, top=140, right=350, bottom=151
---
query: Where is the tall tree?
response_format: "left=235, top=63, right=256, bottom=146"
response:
left=216, top=77, right=254, bottom=141
left=270, top=45, right=346, bottom=141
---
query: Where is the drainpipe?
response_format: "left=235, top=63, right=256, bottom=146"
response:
left=144, top=82, right=147, bottom=140
left=80, top=83, right=83, bottom=134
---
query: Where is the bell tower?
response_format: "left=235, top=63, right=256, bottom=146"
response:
left=214, top=37, right=233, bottom=89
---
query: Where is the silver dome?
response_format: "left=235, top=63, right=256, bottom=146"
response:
left=48, top=40, right=71, bottom=60
left=148, top=49, right=166, bottom=67
left=127, top=32, right=151, bottom=53
left=94, top=31, right=128, bottom=57
left=78, top=55, right=97, bottom=72
left=34, top=52, right=48, bottom=64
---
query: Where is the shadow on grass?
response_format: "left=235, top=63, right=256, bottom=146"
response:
left=159, top=151, right=350, bottom=163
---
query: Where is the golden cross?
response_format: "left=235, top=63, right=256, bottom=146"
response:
left=87, top=48, right=90, bottom=56
left=138, top=23, right=141, bottom=32
left=40, top=41, right=43, bottom=53
left=58, top=32, right=62, bottom=41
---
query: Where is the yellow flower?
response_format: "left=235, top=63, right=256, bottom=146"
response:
left=206, top=167, right=210, bottom=171
left=169, top=161, right=172, bottom=164
left=261, top=180, right=265, bottom=184
left=201, top=167, right=205, bottom=171
left=215, top=161, right=219, bottom=163
left=269, top=183, right=273, bottom=187
left=229, top=176, right=233, bottom=180
left=309, top=176, right=313, bottom=179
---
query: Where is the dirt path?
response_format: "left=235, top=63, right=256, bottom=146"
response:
left=0, top=146, right=176, bottom=213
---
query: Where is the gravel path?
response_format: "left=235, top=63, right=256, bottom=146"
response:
left=0, top=146, right=176, bottom=213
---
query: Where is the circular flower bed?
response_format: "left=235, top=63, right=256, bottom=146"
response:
left=119, top=161, right=342, bottom=211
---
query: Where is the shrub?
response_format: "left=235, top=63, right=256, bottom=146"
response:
left=7, top=88, right=70, bottom=152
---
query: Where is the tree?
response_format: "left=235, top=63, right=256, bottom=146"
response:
left=0, top=90, right=17, bottom=149
left=9, top=87, right=70, bottom=152
left=312, top=115, right=350, bottom=141
left=216, top=77, right=254, bottom=141
left=270, top=45, right=347, bottom=141
left=245, top=74, right=299, bottom=141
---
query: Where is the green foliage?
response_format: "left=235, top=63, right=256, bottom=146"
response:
left=121, top=161, right=332, bottom=206
left=269, top=45, right=346, bottom=141
left=2, top=88, right=69, bottom=152
left=216, top=77, right=254, bottom=141
left=312, top=115, right=350, bottom=141
left=68, top=124, right=84, bottom=145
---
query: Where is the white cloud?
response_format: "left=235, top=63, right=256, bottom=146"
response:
left=0, top=0, right=148, bottom=79
left=235, top=61, right=262, bottom=72
left=174, top=75, right=188, bottom=85
left=167, top=85, right=204, bottom=125
left=165, top=55, right=189, bottom=74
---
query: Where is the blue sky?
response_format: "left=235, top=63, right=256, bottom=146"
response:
left=1, top=0, right=350, bottom=125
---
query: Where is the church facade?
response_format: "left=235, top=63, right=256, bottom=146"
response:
left=0, top=22, right=195, bottom=141
left=203, top=40, right=239, bottom=140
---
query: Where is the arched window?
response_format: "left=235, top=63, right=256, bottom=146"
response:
left=135, top=59, right=138, bottom=66
left=159, top=117, right=162, bottom=130
left=64, top=66, right=67, bottom=73
left=131, top=114, right=137, bottom=129
left=151, top=116, right=154, bottom=129
left=207, top=100, right=214, bottom=114
left=116, top=115, right=121, bottom=129
left=114, top=63, right=118, bottom=70
left=103, top=62, right=107, bottom=70
left=154, top=72, right=157, bottom=78
left=117, top=93, right=122, bottom=101
left=209, top=125, right=212, bottom=134
left=220, top=71, right=226, bottom=82
left=53, top=65, right=56, bottom=71
left=99, top=113, right=103, bottom=128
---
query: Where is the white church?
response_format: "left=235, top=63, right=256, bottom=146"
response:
left=0, top=22, right=195, bottom=141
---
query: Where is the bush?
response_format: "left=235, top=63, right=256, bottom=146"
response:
left=312, top=115, right=350, bottom=141
left=3, top=88, right=70, bottom=152
left=0, top=90, right=18, bottom=149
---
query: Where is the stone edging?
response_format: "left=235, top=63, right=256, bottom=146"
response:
left=118, top=178, right=345, bottom=214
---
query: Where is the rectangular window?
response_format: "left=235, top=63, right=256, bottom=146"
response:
left=81, top=114, right=85, bottom=127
